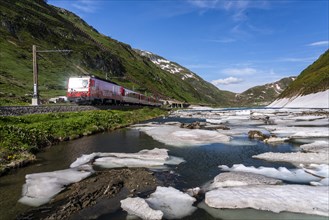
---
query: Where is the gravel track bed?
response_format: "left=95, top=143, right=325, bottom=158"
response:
left=0, top=105, right=142, bottom=116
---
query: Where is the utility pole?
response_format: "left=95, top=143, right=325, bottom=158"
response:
left=31, top=45, right=72, bottom=106
left=32, top=45, right=38, bottom=105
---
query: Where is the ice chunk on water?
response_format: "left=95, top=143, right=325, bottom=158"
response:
left=199, top=201, right=327, bottom=220
left=146, top=186, right=197, bottom=219
left=206, top=119, right=223, bottom=124
left=71, top=148, right=184, bottom=169
left=19, top=165, right=94, bottom=207
left=311, top=178, right=329, bottom=186
left=208, top=171, right=283, bottom=189
left=94, top=157, right=165, bottom=168
left=301, top=164, right=329, bottom=179
left=300, top=141, right=329, bottom=153
left=219, top=164, right=322, bottom=184
left=262, top=126, right=329, bottom=138
left=253, top=151, right=329, bottom=165
left=70, top=152, right=98, bottom=168
left=120, top=197, right=163, bottom=220
left=107, top=148, right=169, bottom=161
left=205, top=185, right=329, bottom=216
left=94, top=149, right=184, bottom=169
left=264, top=137, right=289, bottom=143
left=133, top=124, right=230, bottom=147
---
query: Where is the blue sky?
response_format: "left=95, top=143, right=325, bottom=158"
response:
left=48, top=0, right=328, bottom=93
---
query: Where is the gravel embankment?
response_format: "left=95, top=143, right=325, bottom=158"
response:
left=0, top=105, right=142, bottom=116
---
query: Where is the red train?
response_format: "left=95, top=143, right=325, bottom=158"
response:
left=67, top=76, right=162, bottom=106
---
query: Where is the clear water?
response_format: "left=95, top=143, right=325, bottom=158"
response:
left=0, top=116, right=326, bottom=220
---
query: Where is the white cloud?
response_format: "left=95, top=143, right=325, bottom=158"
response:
left=221, top=67, right=257, bottom=75
left=206, top=38, right=236, bottom=43
left=208, top=67, right=284, bottom=93
left=279, top=57, right=318, bottom=63
left=188, top=0, right=269, bottom=21
left=185, top=64, right=219, bottom=69
left=72, top=0, right=98, bottom=13
left=211, top=77, right=244, bottom=85
left=307, top=41, right=329, bottom=47
left=188, top=0, right=220, bottom=9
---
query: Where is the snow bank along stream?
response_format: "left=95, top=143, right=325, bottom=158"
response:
left=18, top=107, right=329, bottom=219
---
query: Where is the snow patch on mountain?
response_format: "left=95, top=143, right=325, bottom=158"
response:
left=136, top=49, right=198, bottom=80
left=268, top=89, right=329, bottom=108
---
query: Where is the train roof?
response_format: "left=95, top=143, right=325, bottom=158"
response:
left=69, top=75, right=118, bottom=85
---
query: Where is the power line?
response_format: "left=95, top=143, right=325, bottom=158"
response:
left=32, top=45, right=72, bottom=106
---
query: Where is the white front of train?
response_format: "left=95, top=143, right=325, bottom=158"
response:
left=67, top=77, right=91, bottom=103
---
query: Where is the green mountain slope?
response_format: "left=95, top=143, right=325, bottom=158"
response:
left=134, top=49, right=236, bottom=105
left=278, top=49, right=329, bottom=98
left=0, top=0, right=234, bottom=106
left=236, top=77, right=296, bottom=106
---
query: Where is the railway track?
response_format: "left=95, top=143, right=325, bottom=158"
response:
left=0, top=105, right=143, bottom=116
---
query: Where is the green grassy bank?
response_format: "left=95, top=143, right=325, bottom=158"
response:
left=0, top=107, right=167, bottom=175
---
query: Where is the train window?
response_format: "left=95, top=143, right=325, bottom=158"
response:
left=68, top=78, right=89, bottom=90
left=82, top=80, right=88, bottom=88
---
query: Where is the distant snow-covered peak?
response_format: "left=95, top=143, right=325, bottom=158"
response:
left=136, top=49, right=198, bottom=80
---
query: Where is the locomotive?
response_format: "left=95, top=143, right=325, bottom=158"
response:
left=67, top=76, right=162, bottom=106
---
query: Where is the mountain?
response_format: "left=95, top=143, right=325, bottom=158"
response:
left=134, top=49, right=236, bottom=105
left=269, top=50, right=329, bottom=108
left=235, top=77, right=296, bottom=106
left=0, top=0, right=235, bottom=106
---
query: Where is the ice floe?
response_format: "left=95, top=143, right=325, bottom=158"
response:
left=19, top=165, right=94, bottom=207
left=120, top=187, right=197, bottom=219
left=198, top=201, right=327, bottom=220
left=253, top=151, right=329, bottom=165
left=70, top=152, right=110, bottom=168
left=207, top=171, right=282, bottom=189
left=205, top=184, right=329, bottom=216
left=219, top=164, right=325, bottom=184
left=300, top=141, right=329, bottom=153
left=70, top=148, right=185, bottom=169
left=145, top=186, right=197, bottom=219
left=264, top=137, right=289, bottom=143
left=120, top=197, right=163, bottom=220
left=132, top=124, right=230, bottom=147
left=262, top=126, right=329, bottom=138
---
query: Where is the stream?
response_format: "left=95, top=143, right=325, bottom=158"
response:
left=0, top=111, right=327, bottom=220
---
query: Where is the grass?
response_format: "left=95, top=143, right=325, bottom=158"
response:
left=279, top=50, right=329, bottom=98
left=0, top=107, right=167, bottom=171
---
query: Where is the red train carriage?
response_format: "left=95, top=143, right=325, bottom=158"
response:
left=67, top=76, right=161, bottom=106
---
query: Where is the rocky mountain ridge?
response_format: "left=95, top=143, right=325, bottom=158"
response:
left=236, top=77, right=296, bottom=106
